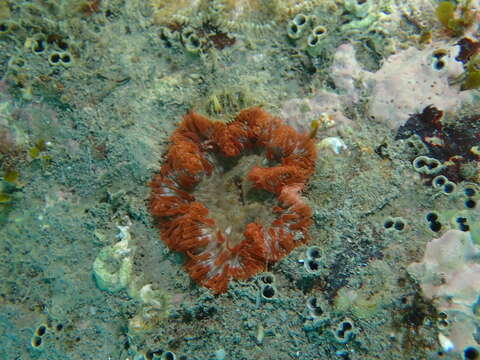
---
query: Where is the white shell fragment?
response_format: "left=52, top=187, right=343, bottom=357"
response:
left=438, top=333, right=455, bottom=353
left=317, top=137, right=347, bottom=154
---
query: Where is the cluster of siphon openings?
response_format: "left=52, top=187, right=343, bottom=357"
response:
left=304, top=246, right=322, bottom=274
left=425, top=212, right=441, bottom=232
left=383, top=217, right=405, bottom=231
left=464, top=187, right=477, bottom=209
left=49, top=52, right=71, bottom=65
left=431, top=175, right=457, bottom=195
left=306, top=297, right=323, bottom=317
left=335, top=320, right=354, bottom=343
left=432, top=49, right=448, bottom=71
left=31, top=322, right=63, bottom=349
left=413, top=156, right=442, bottom=173
left=259, top=273, right=275, bottom=285
left=259, top=272, right=277, bottom=300
left=437, top=311, right=449, bottom=329
left=456, top=217, right=470, bottom=232
left=31, top=324, right=48, bottom=348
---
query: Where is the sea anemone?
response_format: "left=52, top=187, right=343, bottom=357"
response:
left=149, top=107, right=317, bottom=293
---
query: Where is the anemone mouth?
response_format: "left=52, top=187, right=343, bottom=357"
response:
left=149, top=107, right=317, bottom=293
left=194, top=153, right=276, bottom=251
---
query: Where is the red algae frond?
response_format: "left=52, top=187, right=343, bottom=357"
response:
left=149, top=107, right=317, bottom=294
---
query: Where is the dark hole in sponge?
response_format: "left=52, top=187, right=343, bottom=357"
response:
left=307, top=260, right=319, bottom=271
left=415, top=159, right=426, bottom=168
left=465, top=199, right=476, bottom=209
left=290, top=23, right=299, bottom=34
left=384, top=220, right=394, bottom=229
left=261, top=273, right=274, bottom=284
left=33, top=40, right=46, bottom=53
left=464, top=347, right=479, bottom=360
left=262, top=285, right=275, bottom=298
left=433, top=60, right=445, bottom=70
left=61, top=54, right=71, bottom=64
left=50, top=53, right=60, bottom=63
left=434, top=177, right=446, bottom=186
left=426, top=212, right=438, bottom=222
left=312, top=307, right=323, bottom=317
left=164, top=352, right=175, bottom=360
left=36, top=325, right=46, bottom=336
left=394, top=221, right=405, bottom=231
left=444, top=183, right=454, bottom=193
left=430, top=221, right=442, bottom=232
left=57, top=40, right=69, bottom=51
left=465, top=188, right=476, bottom=197
left=309, top=248, right=320, bottom=258
left=32, top=336, right=42, bottom=347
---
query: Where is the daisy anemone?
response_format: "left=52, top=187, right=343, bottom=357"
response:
left=149, top=107, right=317, bottom=293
